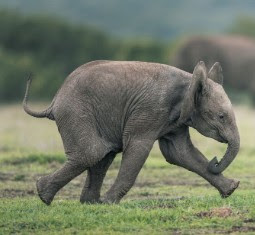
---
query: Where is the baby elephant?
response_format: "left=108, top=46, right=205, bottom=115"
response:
left=23, top=60, right=240, bottom=205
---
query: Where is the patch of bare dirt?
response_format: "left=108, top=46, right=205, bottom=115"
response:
left=0, top=188, right=35, bottom=198
left=0, top=145, right=12, bottom=153
left=135, top=179, right=208, bottom=188
left=244, top=218, right=255, bottom=223
left=196, top=207, right=233, bottom=218
left=162, top=179, right=208, bottom=187
left=176, top=227, right=255, bottom=234
left=0, top=172, right=37, bottom=182
left=0, top=172, right=85, bottom=199
left=0, top=172, right=13, bottom=181
left=142, top=203, right=175, bottom=210
left=135, top=181, right=155, bottom=187
left=230, top=225, right=255, bottom=233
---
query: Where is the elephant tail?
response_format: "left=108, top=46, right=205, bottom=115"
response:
left=23, top=74, right=55, bottom=120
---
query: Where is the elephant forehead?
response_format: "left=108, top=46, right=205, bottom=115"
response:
left=206, top=81, right=232, bottom=111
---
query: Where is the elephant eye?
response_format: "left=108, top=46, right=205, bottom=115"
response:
left=219, top=114, right=224, bottom=119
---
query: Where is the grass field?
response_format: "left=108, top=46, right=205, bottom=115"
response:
left=0, top=104, right=255, bottom=234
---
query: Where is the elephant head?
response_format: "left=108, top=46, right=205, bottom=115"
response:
left=179, top=61, right=240, bottom=174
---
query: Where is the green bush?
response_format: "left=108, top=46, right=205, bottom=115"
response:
left=0, top=9, right=169, bottom=102
left=230, top=16, right=255, bottom=37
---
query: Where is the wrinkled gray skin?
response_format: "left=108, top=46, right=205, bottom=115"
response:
left=172, top=35, right=255, bottom=103
left=23, top=60, right=240, bottom=205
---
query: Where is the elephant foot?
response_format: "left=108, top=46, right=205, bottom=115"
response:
left=100, top=194, right=120, bottom=204
left=218, top=179, right=239, bottom=198
left=100, top=199, right=117, bottom=204
left=80, top=191, right=101, bottom=204
left=36, top=176, right=56, bottom=205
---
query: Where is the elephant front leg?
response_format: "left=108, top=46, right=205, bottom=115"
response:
left=101, top=138, right=154, bottom=203
left=80, top=152, right=116, bottom=203
left=159, top=128, right=239, bottom=198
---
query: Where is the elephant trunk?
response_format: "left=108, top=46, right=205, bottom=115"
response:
left=207, top=130, right=240, bottom=174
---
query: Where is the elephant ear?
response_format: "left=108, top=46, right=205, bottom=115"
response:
left=178, top=61, right=208, bottom=123
left=208, top=62, right=223, bottom=85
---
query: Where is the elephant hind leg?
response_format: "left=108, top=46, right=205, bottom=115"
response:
left=80, top=151, right=116, bottom=204
left=37, top=112, right=117, bottom=205
left=36, top=143, right=112, bottom=205
left=37, top=133, right=113, bottom=205
left=36, top=159, right=86, bottom=205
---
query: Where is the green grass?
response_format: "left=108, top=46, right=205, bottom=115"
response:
left=1, top=195, right=255, bottom=234
left=0, top=104, right=255, bottom=234
left=0, top=153, right=65, bottom=165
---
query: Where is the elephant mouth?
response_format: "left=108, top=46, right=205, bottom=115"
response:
left=217, top=136, right=227, bottom=144
left=216, top=130, right=227, bottom=144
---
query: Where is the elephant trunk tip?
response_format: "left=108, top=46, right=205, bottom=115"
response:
left=208, top=156, right=223, bottom=174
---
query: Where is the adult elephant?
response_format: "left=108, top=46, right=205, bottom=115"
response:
left=23, top=60, right=240, bottom=205
left=172, top=35, right=255, bottom=103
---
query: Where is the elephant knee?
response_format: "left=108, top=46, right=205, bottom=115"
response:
left=165, top=157, right=179, bottom=166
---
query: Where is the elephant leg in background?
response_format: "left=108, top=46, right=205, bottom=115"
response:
left=159, top=127, right=239, bottom=198
left=80, top=152, right=116, bottom=203
left=101, top=138, right=154, bottom=203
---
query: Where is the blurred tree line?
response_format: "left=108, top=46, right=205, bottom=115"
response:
left=1, top=9, right=255, bottom=103
left=230, top=16, right=255, bottom=37
left=0, top=10, right=169, bottom=102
